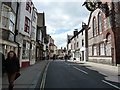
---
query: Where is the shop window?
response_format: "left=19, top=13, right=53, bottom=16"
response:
left=22, top=40, right=30, bottom=59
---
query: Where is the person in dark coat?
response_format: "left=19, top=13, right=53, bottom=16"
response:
left=4, top=51, right=20, bottom=90
left=53, top=54, right=55, bottom=60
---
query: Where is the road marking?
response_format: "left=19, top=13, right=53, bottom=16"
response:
left=102, top=80, right=120, bottom=89
left=73, top=66, right=88, bottom=74
left=65, top=62, right=79, bottom=66
left=40, top=62, right=50, bottom=90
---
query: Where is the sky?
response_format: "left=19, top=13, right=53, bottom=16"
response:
left=33, top=0, right=90, bottom=49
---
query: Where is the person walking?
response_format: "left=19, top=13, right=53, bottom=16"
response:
left=4, top=51, right=20, bottom=90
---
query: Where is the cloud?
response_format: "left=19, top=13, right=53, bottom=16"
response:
left=34, top=1, right=90, bottom=49
left=51, top=30, right=73, bottom=49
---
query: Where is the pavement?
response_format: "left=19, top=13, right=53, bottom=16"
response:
left=2, top=60, right=49, bottom=90
left=67, top=60, right=119, bottom=73
left=44, top=60, right=120, bottom=89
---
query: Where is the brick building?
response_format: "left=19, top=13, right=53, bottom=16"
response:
left=87, top=1, right=120, bottom=65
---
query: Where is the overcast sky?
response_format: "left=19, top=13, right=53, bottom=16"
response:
left=33, top=0, right=90, bottom=49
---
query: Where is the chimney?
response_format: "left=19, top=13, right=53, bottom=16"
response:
left=74, top=29, right=78, bottom=36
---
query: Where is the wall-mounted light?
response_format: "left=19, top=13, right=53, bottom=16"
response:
left=103, top=38, right=107, bottom=45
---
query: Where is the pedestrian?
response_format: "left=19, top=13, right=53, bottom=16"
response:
left=4, top=51, right=20, bottom=90
left=53, top=54, right=55, bottom=60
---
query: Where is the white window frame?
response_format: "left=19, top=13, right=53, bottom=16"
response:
left=93, top=45, right=97, bottom=56
left=100, top=43, right=105, bottom=56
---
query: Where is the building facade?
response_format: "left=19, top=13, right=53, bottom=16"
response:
left=36, top=13, right=48, bottom=61
left=0, top=0, right=49, bottom=67
left=16, top=0, right=33, bottom=67
left=0, top=2, right=19, bottom=58
left=87, top=1, right=120, bottom=65
left=78, top=24, right=88, bottom=62
left=49, top=35, right=55, bottom=59
left=67, top=25, right=88, bottom=61
left=30, top=5, right=37, bottom=65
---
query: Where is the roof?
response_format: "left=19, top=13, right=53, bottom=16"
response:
left=67, top=35, right=73, bottom=40
left=70, top=28, right=85, bottom=40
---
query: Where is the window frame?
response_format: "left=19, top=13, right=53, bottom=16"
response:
left=82, top=40, right=84, bottom=47
left=98, top=13, right=102, bottom=34
left=93, top=45, right=97, bottom=56
left=99, top=43, right=105, bottom=56
left=26, top=0, right=31, bottom=13
left=77, top=42, right=79, bottom=48
left=2, top=4, right=15, bottom=33
left=93, top=17, right=97, bottom=37
left=24, top=16, right=30, bottom=33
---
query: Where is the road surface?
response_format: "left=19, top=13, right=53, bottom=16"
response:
left=40, top=60, right=120, bottom=89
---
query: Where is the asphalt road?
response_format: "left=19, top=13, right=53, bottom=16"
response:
left=43, top=60, right=119, bottom=89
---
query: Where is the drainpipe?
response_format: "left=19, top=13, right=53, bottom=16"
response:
left=111, top=2, right=117, bottom=66
left=14, top=2, right=20, bottom=59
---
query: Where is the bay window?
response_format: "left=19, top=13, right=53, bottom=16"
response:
left=2, top=5, right=15, bottom=33
left=2, top=5, right=9, bottom=28
left=2, top=17, right=8, bottom=28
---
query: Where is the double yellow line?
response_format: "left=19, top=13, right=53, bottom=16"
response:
left=40, top=62, right=50, bottom=90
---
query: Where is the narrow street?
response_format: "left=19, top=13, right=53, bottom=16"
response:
left=41, top=60, right=119, bottom=89
left=1, top=1, right=120, bottom=90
